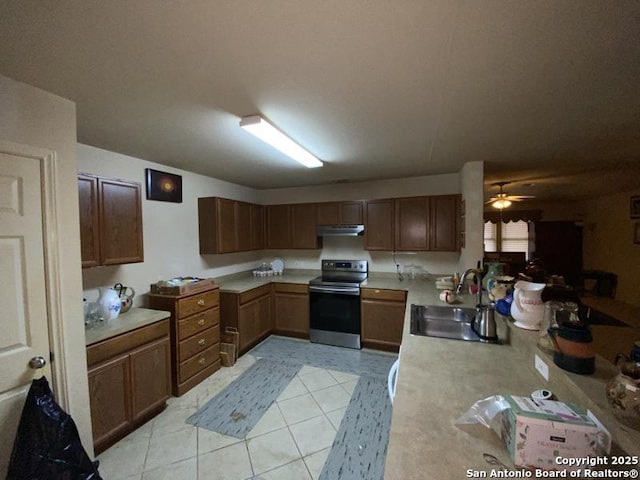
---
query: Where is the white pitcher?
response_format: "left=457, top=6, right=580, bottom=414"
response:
left=510, top=280, right=545, bottom=330
left=97, top=286, right=121, bottom=321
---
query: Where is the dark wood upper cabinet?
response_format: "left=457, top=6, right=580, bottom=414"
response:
left=429, top=194, right=461, bottom=251
left=316, top=201, right=363, bottom=225
left=198, top=197, right=263, bottom=254
left=395, top=196, right=430, bottom=251
left=266, top=204, right=291, bottom=249
left=216, top=198, right=237, bottom=253
left=291, top=203, right=320, bottom=249
left=79, top=174, right=143, bottom=267
left=365, top=194, right=461, bottom=252
left=250, top=204, right=264, bottom=250
left=235, top=201, right=252, bottom=252
left=78, top=175, right=100, bottom=268
left=364, top=199, right=394, bottom=250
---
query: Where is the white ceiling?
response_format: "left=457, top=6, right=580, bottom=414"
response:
left=1, top=1, right=639, bottom=202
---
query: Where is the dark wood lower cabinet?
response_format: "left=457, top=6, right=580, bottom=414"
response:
left=273, top=283, right=309, bottom=338
left=87, top=319, right=170, bottom=455
left=361, top=288, right=407, bottom=352
left=221, top=284, right=272, bottom=354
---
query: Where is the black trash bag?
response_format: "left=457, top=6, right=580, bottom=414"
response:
left=7, top=376, right=102, bottom=480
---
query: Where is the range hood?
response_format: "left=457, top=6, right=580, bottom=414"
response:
left=316, top=225, right=365, bottom=237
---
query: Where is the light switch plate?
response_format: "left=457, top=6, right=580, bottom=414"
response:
left=534, top=354, right=549, bottom=381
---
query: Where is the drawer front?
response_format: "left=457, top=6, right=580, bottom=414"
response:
left=239, top=284, right=271, bottom=305
left=178, top=307, right=219, bottom=341
left=178, top=325, right=220, bottom=362
left=273, top=282, right=308, bottom=295
left=177, top=290, right=220, bottom=318
left=87, top=319, right=170, bottom=367
left=361, top=288, right=407, bottom=302
left=178, top=344, right=220, bottom=383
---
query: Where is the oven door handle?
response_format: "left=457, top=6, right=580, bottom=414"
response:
left=309, top=285, right=361, bottom=296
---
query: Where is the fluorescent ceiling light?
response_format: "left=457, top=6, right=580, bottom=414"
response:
left=239, top=115, right=323, bottom=168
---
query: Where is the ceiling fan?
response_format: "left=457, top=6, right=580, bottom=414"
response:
left=486, top=182, right=535, bottom=209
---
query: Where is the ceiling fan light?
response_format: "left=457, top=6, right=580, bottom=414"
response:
left=492, top=199, right=512, bottom=209
left=239, top=115, right=323, bottom=168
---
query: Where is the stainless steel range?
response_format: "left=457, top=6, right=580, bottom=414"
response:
left=309, top=259, right=368, bottom=349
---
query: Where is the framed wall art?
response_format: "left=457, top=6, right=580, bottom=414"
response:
left=631, top=195, right=640, bottom=219
left=145, top=169, right=182, bottom=203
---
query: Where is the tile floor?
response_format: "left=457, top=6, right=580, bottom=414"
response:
left=97, top=354, right=360, bottom=480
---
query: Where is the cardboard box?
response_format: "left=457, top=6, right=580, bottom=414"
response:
left=500, top=395, right=599, bottom=471
left=150, top=277, right=216, bottom=296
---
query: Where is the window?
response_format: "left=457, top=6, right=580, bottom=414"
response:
left=484, top=220, right=530, bottom=256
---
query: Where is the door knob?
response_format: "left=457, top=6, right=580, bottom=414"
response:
left=29, top=356, right=47, bottom=369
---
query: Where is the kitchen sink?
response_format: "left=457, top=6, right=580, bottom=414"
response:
left=410, top=304, right=480, bottom=342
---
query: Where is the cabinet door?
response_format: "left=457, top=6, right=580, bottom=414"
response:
left=364, top=199, right=394, bottom=250
left=395, top=197, right=430, bottom=251
left=257, top=294, right=272, bottom=339
left=250, top=204, right=265, bottom=250
left=316, top=202, right=339, bottom=225
left=291, top=203, right=319, bottom=249
left=430, top=195, right=461, bottom=251
left=129, top=336, right=171, bottom=421
left=78, top=174, right=100, bottom=268
left=340, top=201, right=363, bottom=225
left=274, top=290, right=309, bottom=336
left=99, top=178, right=144, bottom=265
left=236, top=201, right=252, bottom=252
left=361, top=299, right=405, bottom=352
left=317, top=201, right=363, bottom=225
left=216, top=198, right=237, bottom=253
left=266, top=204, right=291, bottom=249
left=88, top=354, right=131, bottom=450
left=238, top=300, right=259, bottom=352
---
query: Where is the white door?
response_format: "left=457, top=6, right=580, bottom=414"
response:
left=0, top=145, right=53, bottom=475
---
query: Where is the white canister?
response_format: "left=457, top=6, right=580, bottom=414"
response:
left=97, top=286, right=121, bottom=321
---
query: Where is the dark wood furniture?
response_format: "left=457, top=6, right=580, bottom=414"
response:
left=220, top=284, right=272, bottom=354
left=198, top=197, right=264, bottom=254
left=364, top=199, right=395, bottom=250
left=316, top=201, right=363, bottom=225
left=360, top=288, right=407, bottom=352
left=365, top=194, right=461, bottom=252
left=78, top=174, right=144, bottom=267
left=266, top=204, right=321, bottom=249
left=87, top=319, right=170, bottom=455
left=273, top=283, right=310, bottom=338
left=148, top=286, right=221, bottom=396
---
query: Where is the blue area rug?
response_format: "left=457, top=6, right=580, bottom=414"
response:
left=249, top=336, right=397, bottom=379
left=186, top=358, right=301, bottom=438
left=319, top=376, right=392, bottom=480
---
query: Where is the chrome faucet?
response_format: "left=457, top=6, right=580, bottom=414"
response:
left=455, top=267, right=499, bottom=343
left=455, top=268, right=484, bottom=306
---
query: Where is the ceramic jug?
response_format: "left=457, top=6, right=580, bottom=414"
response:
left=510, top=280, right=545, bottom=330
left=482, top=262, right=506, bottom=292
left=97, top=286, right=121, bottom=321
left=605, top=341, right=640, bottom=431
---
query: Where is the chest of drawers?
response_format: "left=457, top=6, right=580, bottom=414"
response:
left=149, top=286, right=221, bottom=396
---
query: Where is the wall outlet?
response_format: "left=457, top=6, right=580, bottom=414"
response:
left=534, top=354, right=549, bottom=381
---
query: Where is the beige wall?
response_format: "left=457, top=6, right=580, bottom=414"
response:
left=80, top=146, right=482, bottom=297
left=78, top=144, right=264, bottom=305
left=582, top=189, right=640, bottom=307
left=0, top=75, right=92, bottom=452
